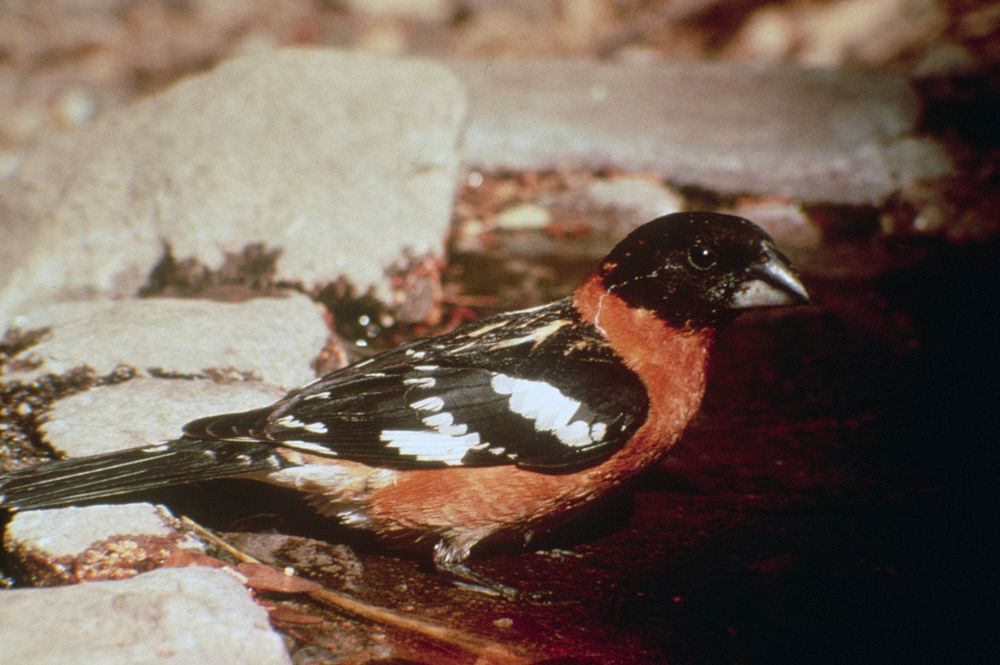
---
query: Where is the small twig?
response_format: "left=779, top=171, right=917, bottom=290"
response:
left=181, top=516, right=261, bottom=564
left=307, top=586, right=531, bottom=664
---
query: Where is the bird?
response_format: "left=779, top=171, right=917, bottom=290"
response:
left=0, top=212, right=809, bottom=599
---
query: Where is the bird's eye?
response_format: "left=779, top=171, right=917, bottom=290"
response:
left=687, top=245, right=718, bottom=271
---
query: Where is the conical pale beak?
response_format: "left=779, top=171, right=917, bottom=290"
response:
left=731, top=245, right=810, bottom=309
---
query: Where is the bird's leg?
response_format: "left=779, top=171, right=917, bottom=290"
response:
left=432, top=537, right=524, bottom=602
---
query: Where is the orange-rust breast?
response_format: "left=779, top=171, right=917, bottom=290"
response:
left=573, top=275, right=712, bottom=475
left=334, top=275, right=713, bottom=549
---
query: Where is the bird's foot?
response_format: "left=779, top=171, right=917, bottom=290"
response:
left=436, top=559, right=552, bottom=603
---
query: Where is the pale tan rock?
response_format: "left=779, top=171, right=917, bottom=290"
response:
left=448, top=58, right=952, bottom=206
left=41, top=378, right=286, bottom=458
left=4, top=504, right=204, bottom=585
left=0, top=48, right=466, bottom=323
left=5, top=296, right=329, bottom=389
left=0, top=567, right=291, bottom=665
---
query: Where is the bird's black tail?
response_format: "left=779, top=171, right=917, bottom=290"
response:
left=0, top=438, right=288, bottom=512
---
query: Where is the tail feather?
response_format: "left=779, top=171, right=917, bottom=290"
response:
left=0, top=438, right=288, bottom=512
left=183, top=407, right=272, bottom=439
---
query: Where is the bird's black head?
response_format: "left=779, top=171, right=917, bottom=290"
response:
left=597, top=212, right=810, bottom=330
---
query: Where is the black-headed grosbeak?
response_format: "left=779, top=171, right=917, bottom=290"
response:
left=0, top=212, right=809, bottom=599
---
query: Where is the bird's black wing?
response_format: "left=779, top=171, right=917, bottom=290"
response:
left=184, top=300, right=650, bottom=472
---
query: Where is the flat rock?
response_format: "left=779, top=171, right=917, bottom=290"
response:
left=5, top=296, right=328, bottom=389
left=725, top=199, right=823, bottom=249
left=4, top=503, right=204, bottom=585
left=449, top=58, right=952, bottom=205
left=577, top=177, right=684, bottom=222
left=0, top=48, right=466, bottom=323
left=0, top=567, right=291, bottom=665
left=538, top=175, right=685, bottom=240
left=41, top=378, right=287, bottom=457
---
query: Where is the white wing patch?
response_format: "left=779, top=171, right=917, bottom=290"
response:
left=274, top=415, right=307, bottom=428
left=274, top=414, right=328, bottom=434
left=383, top=390, right=489, bottom=464
left=303, top=422, right=328, bottom=433
left=380, top=429, right=483, bottom=465
left=282, top=439, right=336, bottom=455
left=421, top=411, right=469, bottom=436
left=410, top=396, right=445, bottom=412
left=490, top=319, right=571, bottom=350
left=490, top=373, right=606, bottom=448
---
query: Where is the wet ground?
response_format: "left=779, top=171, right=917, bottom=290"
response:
left=137, top=236, right=997, bottom=664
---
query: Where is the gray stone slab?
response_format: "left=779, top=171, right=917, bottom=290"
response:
left=41, top=378, right=286, bottom=457
left=0, top=567, right=291, bottom=665
left=4, top=504, right=205, bottom=585
left=6, top=503, right=200, bottom=560
left=448, top=58, right=952, bottom=205
left=5, top=296, right=328, bottom=389
left=0, top=48, right=466, bottom=323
